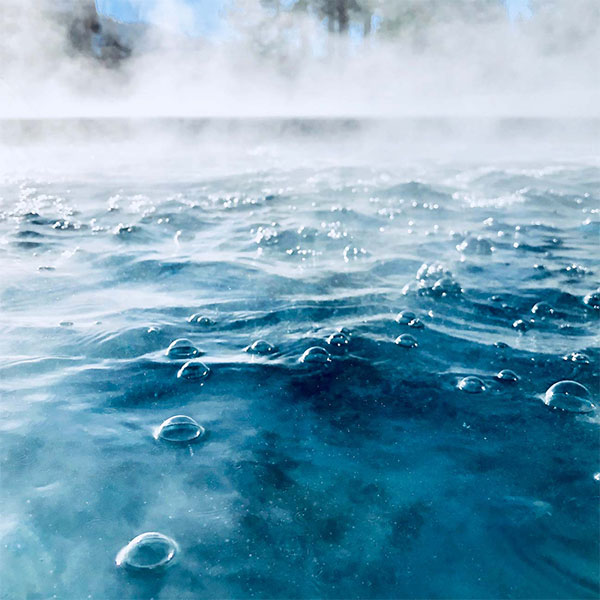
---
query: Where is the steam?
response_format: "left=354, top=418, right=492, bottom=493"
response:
left=0, top=0, right=598, bottom=119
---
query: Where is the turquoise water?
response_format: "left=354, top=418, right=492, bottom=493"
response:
left=0, top=120, right=598, bottom=599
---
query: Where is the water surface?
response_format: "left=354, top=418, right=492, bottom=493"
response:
left=1, top=119, right=599, bottom=599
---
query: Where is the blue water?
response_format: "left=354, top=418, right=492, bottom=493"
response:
left=0, top=119, right=598, bottom=599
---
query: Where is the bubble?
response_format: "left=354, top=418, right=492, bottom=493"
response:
left=531, top=301, right=555, bottom=317
left=254, top=225, right=279, bottom=246
left=562, top=352, right=590, bottom=365
left=496, top=369, right=519, bottom=382
left=336, top=326, right=352, bottom=337
left=326, top=332, right=350, bottom=350
left=395, top=334, right=418, bottom=348
left=245, top=340, right=276, bottom=355
left=343, top=246, right=369, bottom=262
left=408, top=318, right=425, bottom=329
left=456, top=236, right=493, bottom=255
left=166, top=338, right=200, bottom=359
left=299, top=346, right=332, bottom=366
left=512, top=319, right=532, bottom=332
left=431, top=276, right=462, bottom=296
left=414, top=263, right=462, bottom=296
left=543, top=380, right=595, bottom=413
left=458, top=376, right=486, bottom=393
left=115, top=532, right=178, bottom=572
left=583, top=291, right=600, bottom=310
left=396, top=310, right=416, bottom=324
left=188, top=313, right=215, bottom=326
left=416, top=263, right=446, bottom=280
left=154, top=415, right=205, bottom=443
left=562, top=264, right=589, bottom=278
left=177, top=359, right=211, bottom=381
left=147, top=326, right=160, bottom=334
left=494, top=341, right=509, bottom=349
left=114, top=223, right=138, bottom=237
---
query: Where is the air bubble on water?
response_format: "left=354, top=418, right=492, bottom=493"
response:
left=562, top=264, right=589, bottom=278
left=326, top=332, right=350, bottom=350
left=395, top=334, right=418, bottom=348
left=245, top=340, right=276, bottom=355
left=147, top=326, right=160, bottom=334
left=583, top=291, right=600, bottom=310
left=177, top=359, right=211, bottom=381
left=343, top=246, right=368, bottom=262
left=254, top=226, right=279, bottom=246
left=456, top=236, right=493, bottom=255
left=458, top=376, right=486, bottom=393
left=543, top=380, right=595, bottom=413
left=531, top=301, right=555, bottom=316
left=299, top=346, right=332, bottom=366
left=188, top=314, right=215, bottom=326
left=396, top=310, right=416, bottom=324
left=513, top=319, right=533, bottom=332
left=166, top=338, right=200, bottom=359
left=174, top=230, right=195, bottom=244
left=113, top=223, right=138, bottom=237
left=154, top=415, right=205, bottom=443
left=431, top=277, right=462, bottom=295
left=115, top=532, right=178, bottom=572
left=408, top=318, right=425, bottom=329
left=496, top=369, right=519, bottom=382
left=416, top=263, right=446, bottom=281
left=495, top=341, right=509, bottom=349
left=415, top=263, right=462, bottom=296
left=563, top=352, right=590, bottom=365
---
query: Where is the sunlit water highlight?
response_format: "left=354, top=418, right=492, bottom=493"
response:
left=0, top=119, right=598, bottom=599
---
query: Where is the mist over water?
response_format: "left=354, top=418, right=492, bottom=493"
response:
left=1, top=2, right=599, bottom=600
left=1, top=0, right=599, bottom=118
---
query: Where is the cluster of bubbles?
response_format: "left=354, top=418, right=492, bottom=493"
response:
left=296, top=328, right=353, bottom=369
left=455, top=235, right=494, bottom=256
left=117, top=318, right=357, bottom=571
left=343, top=245, right=369, bottom=262
left=395, top=310, right=425, bottom=329
left=583, top=290, right=600, bottom=310
left=455, top=367, right=595, bottom=413
left=116, top=288, right=597, bottom=574
left=116, top=327, right=218, bottom=571
left=389, top=303, right=594, bottom=410
left=403, top=263, right=463, bottom=297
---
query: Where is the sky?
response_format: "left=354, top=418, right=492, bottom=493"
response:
left=94, top=0, right=228, bottom=36
left=94, top=0, right=533, bottom=36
